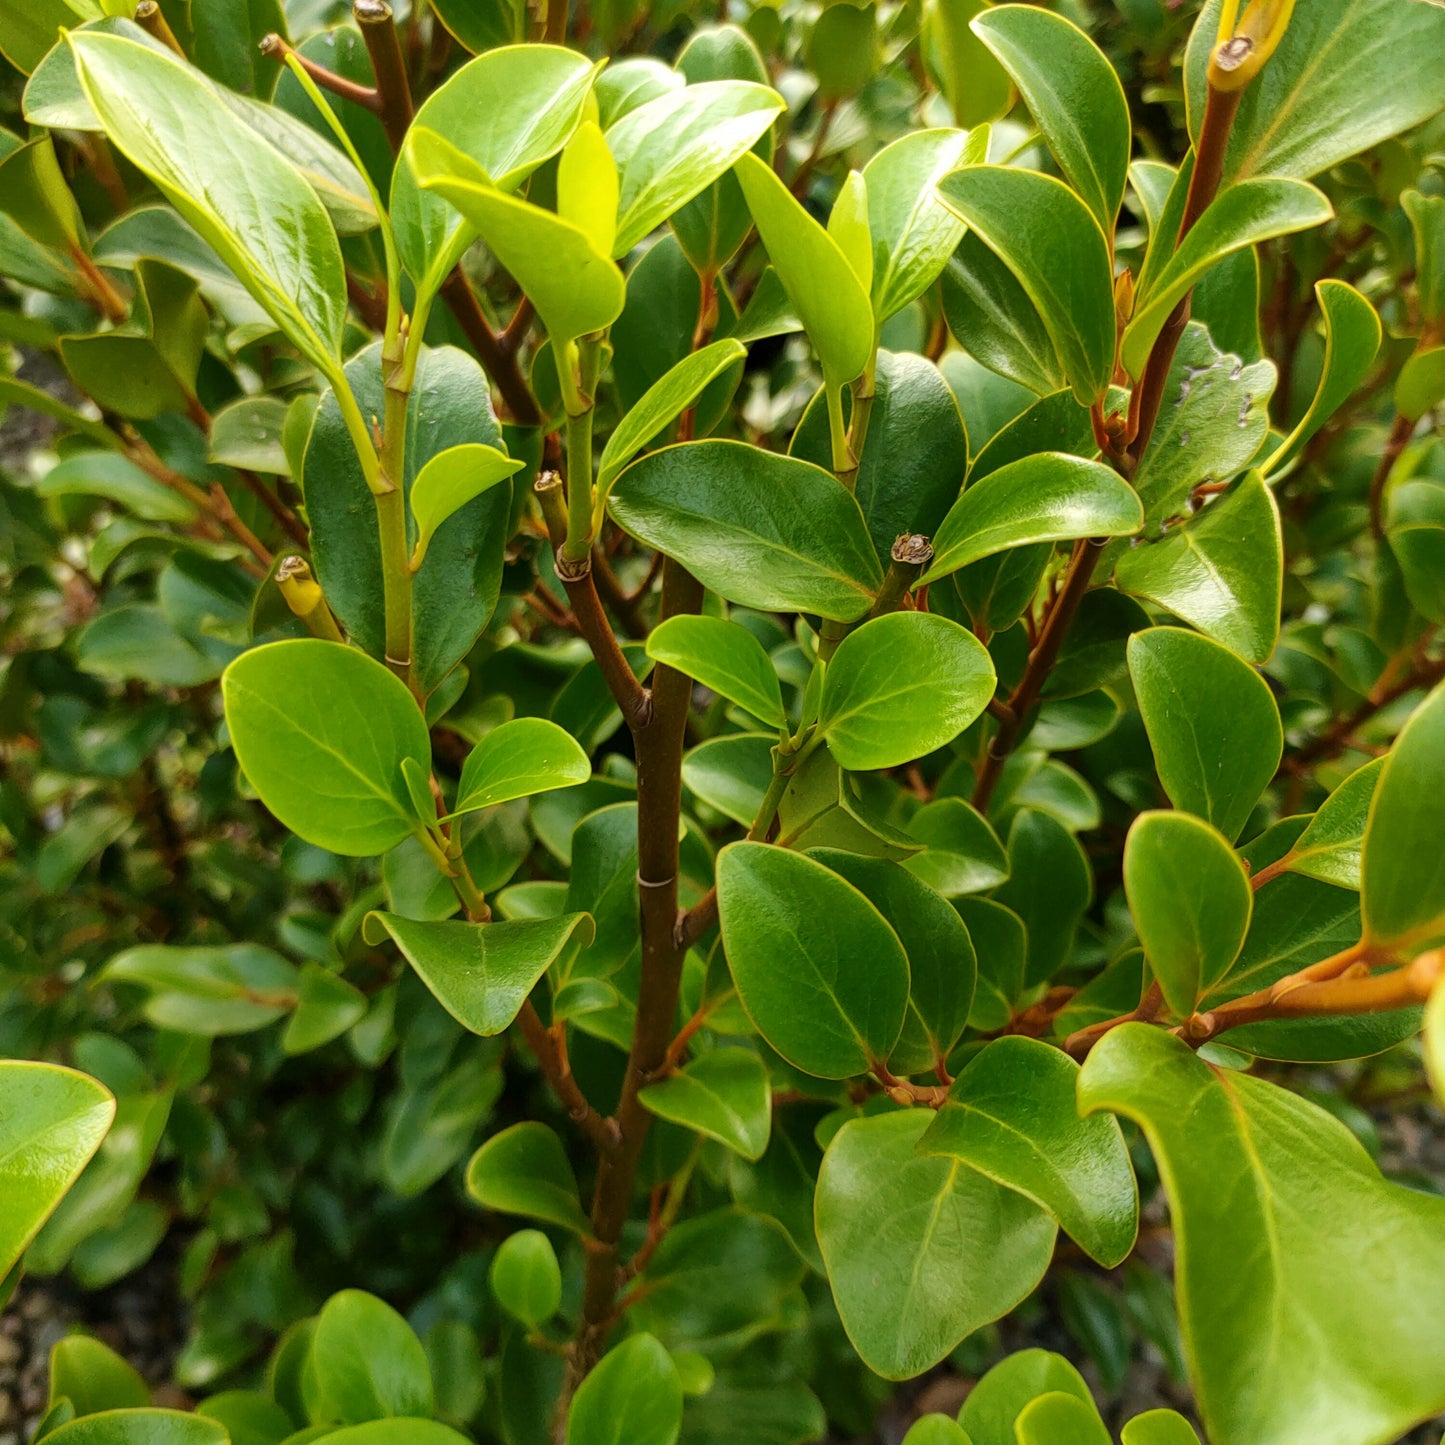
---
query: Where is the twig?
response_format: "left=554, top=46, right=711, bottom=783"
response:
left=516, top=1001, right=619, bottom=1153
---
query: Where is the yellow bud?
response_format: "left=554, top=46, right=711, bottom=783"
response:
left=1209, top=0, right=1295, bottom=92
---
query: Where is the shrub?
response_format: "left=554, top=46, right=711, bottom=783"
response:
left=2, top=0, right=1445, bottom=1442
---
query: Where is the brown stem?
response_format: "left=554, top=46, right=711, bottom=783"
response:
left=236, top=469, right=311, bottom=548
left=354, top=0, right=414, bottom=152
left=439, top=271, right=543, bottom=426
left=134, top=2, right=185, bottom=55
left=70, top=248, right=128, bottom=325
left=259, top=33, right=383, bottom=113
left=1368, top=411, right=1414, bottom=539
left=591, top=546, right=648, bottom=638
left=516, top=1001, right=618, bottom=1153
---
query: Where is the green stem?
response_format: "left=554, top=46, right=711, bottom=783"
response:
left=564, top=403, right=596, bottom=566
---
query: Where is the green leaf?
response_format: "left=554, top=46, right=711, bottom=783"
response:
left=647, top=615, right=785, bottom=727
left=1262, top=281, right=1380, bottom=479
left=568, top=1335, right=682, bottom=1445
left=409, top=444, right=524, bottom=570
left=640, top=1048, right=771, bottom=1160
left=1121, top=179, right=1332, bottom=379
left=815, top=1110, right=1055, bottom=1379
left=1120, top=1412, right=1202, bottom=1445
left=0, top=134, right=82, bottom=252
left=1016, top=1394, right=1110, bottom=1445
left=0, top=0, right=84, bottom=74
left=923, top=453, right=1142, bottom=585
left=222, top=640, right=431, bottom=857
left=597, top=339, right=748, bottom=502
left=298, top=1423, right=470, bottom=1445
left=994, top=809, right=1093, bottom=985
left=925, top=0, right=1013, bottom=127
left=69, top=32, right=345, bottom=373
left=466, top=1121, right=589, bottom=1233
left=1275, top=758, right=1383, bottom=891
left=1079, top=1023, right=1445, bottom=1445
left=558, top=120, right=619, bottom=258
left=1395, top=346, right=1445, bottom=424
left=1405, top=189, right=1445, bottom=327
left=607, top=81, right=784, bottom=256
left=490, top=1229, right=562, bottom=1327
left=49, top=1335, right=150, bottom=1415
left=971, top=6, right=1129, bottom=229
left=1127, top=627, right=1282, bottom=843
left=1360, top=682, right=1445, bottom=952
left=311, top=1289, right=434, bottom=1425
left=448, top=719, right=591, bottom=820
left=210, top=396, right=290, bottom=476
left=715, top=842, right=909, bottom=1078
left=734, top=150, right=874, bottom=393
left=1123, top=811, right=1252, bottom=1018
left=902, top=1419, right=973, bottom=1445
left=1114, top=471, right=1282, bottom=665
left=1427, top=981, right=1445, bottom=1110
left=1184, top=0, right=1445, bottom=185
left=863, top=126, right=984, bottom=325
left=609, top=441, right=883, bottom=622
left=36, top=452, right=198, bottom=524
left=775, top=750, right=924, bottom=862
left=0, top=1062, right=114, bottom=1277
left=903, top=799, right=1011, bottom=899
left=282, top=963, right=368, bottom=1055
left=1388, top=481, right=1445, bottom=626
left=42, top=1412, right=229, bottom=1445
left=101, top=943, right=298, bottom=1035
left=363, top=913, right=594, bottom=1036
left=818, top=613, right=995, bottom=771
left=960, top=1351, right=1093, bottom=1445
left=920, top=1036, right=1137, bottom=1266
left=936, top=167, right=1114, bottom=405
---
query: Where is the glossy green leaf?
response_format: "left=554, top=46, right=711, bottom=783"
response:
left=1080, top=1024, right=1445, bottom=1445
left=961, top=1350, right=1093, bottom=1445
left=0, top=1062, right=114, bottom=1277
left=1263, top=281, right=1380, bottom=478
left=971, top=6, right=1129, bottom=228
left=311, top=1289, right=434, bottom=1424
left=827, top=171, right=872, bottom=293
left=610, top=441, right=883, bottom=621
left=815, top=1110, right=1055, bottom=1379
left=49, top=1335, right=149, bottom=1415
left=222, top=640, right=431, bottom=856
left=409, top=445, right=524, bottom=570
left=449, top=719, right=591, bottom=820
left=567, top=1334, right=682, bottom=1445
left=818, top=613, right=995, bottom=771
left=1124, top=811, right=1253, bottom=1017
left=904, top=799, right=1011, bottom=899
left=715, top=842, right=909, bottom=1078
left=640, top=1047, right=771, bottom=1160
left=1016, top=1394, right=1110, bottom=1445
left=69, top=32, right=345, bottom=372
left=921, top=1036, right=1137, bottom=1266
left=936, top=167, right=1114, bottom=405
left=1128, top=628, right=1282, bottom=842
left=102, top=943, right=298, bottom=1035
left=1114, top=471, right=1282, bottom=664
left=1277, top=758, right=1383, bottom=891
left=607, top=81, right=783, bottom=256
left=557, top=119, right=619, bottom=257
left=466, top=1121, right=589, bottom=1233
left=1361, top=682, right=1445, bottom=952
left=647, top=615, right=785, bottom=726
left=42, top=1412, right=229, bottom=1445
left=490, top=1229, right=562, bottom=1327
left=924, top=453, right=1142, bottom=584
left=734, top=150, right=874, bottom=392
left=1120, top=1412, right=1201, bottom=1445
left=1122, top=179, right=1332, bottom=378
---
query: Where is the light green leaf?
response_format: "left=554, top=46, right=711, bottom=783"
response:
left=42, top=1412, right=229, bottom=1445
left=1114, top=471, right=1282, bottom=665
left=609, top=441, right=883, bottom=622
left=1123, top=811, right=1252, bottom=1018
left=311, top=1289, right=434, bottom=1425
left=49, top=1335, right=149, bottom=1415
left=101, top=943, right=299, bottom=1035
left=815, top=1110, right=1055, bottom=1379
left=902, top=1417, right=974, bottom=1445
left=37, top=452, right=198, bottom=524
left=961, top=1351, right=1093, bottom=1445
left=409, top=445, right=524, bottom=570
left=306, top=1425, right=472, bottom=1445
left=640, top=1048, right=771, bottom=1160
left=1427, top=982, right=1445, bottom=1109
left=0, top=1061, right=114, bottom=1277
left=222, top=640, right=432, bottom=857
left=937, top=167, right=1115, bottom=405
left=490, top=1229, right=562, bottom=1327
left=1361, top=681, right=1445, bottom=952
left=1016, top=1394, right=1110, bottom=1445
left=69, top=32, right=345, bottom=373
left=1128, top=627, right=1281, bottom=842
left=448, top=718, right=591, bottom=820
left=647, top=615, right=785, bottom=726
left=558, top=119, right=619, bottom=257
left=1079, top=1023, right=1445, bottom=1445
left=925, top=0, right=1013, bottom=127
left=1405, top=189, right=1445, bottom=327
left=1395, top=347, right=1445, bottom=424
left=923, top=453, right=1143, bottom=584
left=568, top=1335, right=682, bottom=1445
left=971, top=6, right=1129, bottom=229
left=715, top=842, right=909, bottom=1078
left=1276, top=758, right=1383, bottom=891
left=1121, top=1411, right=1202, bottom=1445
left=828, top=170, right=872, bottom=293
left=920, top=1036, right=1137, bottom=1266
left=282, top=963, right=368, bottom=1055
left=1121, top=179, right=1332, bottom=379
left=0, top=0, right=88, bottom=74
left=466, top=1121, right=590, bottom=1233
left=818, top=612, right=995, bottom=770
left=210, top=396, right=290, bottom=476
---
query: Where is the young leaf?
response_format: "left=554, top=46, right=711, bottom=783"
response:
left=41, top=1413, right=229, bottom=1445
left=1274, top=758, right=1383, bottom=891
left=1079, top=1024, right=1445, bottom=1445
left=815, top=1110, right=1055, bottom=1379
left=0, top=1062, right=114, bottom=1278
left=490, top=1230, right=562, bottom=1327
left=1120, top=1412, right=1202, bottom=1445
left=936, top=167, right=1115, bottom=405
left=222, top=640, right=432, bottom=857
left=715, top=842, right=909, bottom=1078
left=961, top=1351, right=1094, bottom=1445
left=69, top=32, right=346, bottom=373
left=1123, top=811, right=1253, bottom=1018
left=1113, top=471, right=1283, bottom=665
left=311, top=1289, right=434, bottom=1424
left=1395, top=347, right=1445, bottom=423
left=818, top=612, right=996, bottom=770
left=409, top=444, right=525, bottom=570
left=466, top=1121, right=590, bottom=1234
left=1121, top=179, right=1332, bottom=378
left=1015, top=1394, right=1110, bottom=1445
left=567, top=1334, right=682, bottom=1445
left=609, top=441, right=883, bottom=621
left=639, top=1047, right=772, bottom=1160
left=1127, top=628, right=1282, bottom=843
left=925, top=0, right=1013, bottom=127
left=1427, top=982, right=1445, bottom=1110
left=363, top=913, right=595, bottom=1037
left=923, top=453, right=1143, bottom=584
left=647, top=615, right=785, bottom=726
left=557, top=120, right=619, bottom=258
left=49, top=1336, right=149, bottom=1416
left=901, top=1417, right=972, bottom=1445
left=971, top=6, right=1130, bottom=229
left=1360, top=682, right=1445, bottom=952
left=920, top=1036, right=1138, bottom=1266
left=448, top=718, right=591, bottom=820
